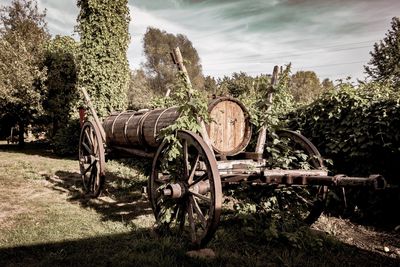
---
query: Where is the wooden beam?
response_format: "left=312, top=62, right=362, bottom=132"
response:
left=254, top=65, right=279, bottom=155
left=80, top=87, right=106, bottom=143
left=170, top=47, right=215, bottom=154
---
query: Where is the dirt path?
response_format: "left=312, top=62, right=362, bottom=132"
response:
left=314, top=215, right=400, bottom=259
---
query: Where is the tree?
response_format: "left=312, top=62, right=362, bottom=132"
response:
left=143, top=27, right=204, bottom=94
left=127, top=69, right=154, bottom=110
left=217, top=72, right=255, bottom=97
left=365, top=17, right=400, bottom=88
left=204, top=75, right=218, bottom=95
left=76, top=0, right=130, bottom=117
left=0, top=0, right=49, bottom=146
left=43, top=35, right=79, bottom=137
left=321, top=78, right=334, bottom=91
left=290, top=71, right=325, bottom=104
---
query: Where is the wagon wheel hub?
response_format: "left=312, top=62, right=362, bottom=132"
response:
left=162, top=182, right=187, bottom=198
left=162, top=180, right=210, bottom=199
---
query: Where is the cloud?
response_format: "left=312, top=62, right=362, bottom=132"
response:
left=2, top=0, right=399, bottom=81
left=128, top=0, right=399, bottom=80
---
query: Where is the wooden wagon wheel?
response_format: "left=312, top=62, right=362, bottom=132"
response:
left=149, top=130, right=222, bottom=248
left=275, top=129, right=327, bottom=225
left=78, top=120, right=106, bottom=198
left=276, top=130, right=324, bottom=169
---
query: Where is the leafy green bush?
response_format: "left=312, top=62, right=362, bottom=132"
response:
left=287, top=81, right=400, bottom=184
left=51, top=119, right=81, bottom=156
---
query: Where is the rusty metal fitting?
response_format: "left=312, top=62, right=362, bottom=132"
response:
left=163, top=183, right=185, bottom=198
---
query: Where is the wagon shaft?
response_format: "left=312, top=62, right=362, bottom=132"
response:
left=217, top=159, right=386, bottom=190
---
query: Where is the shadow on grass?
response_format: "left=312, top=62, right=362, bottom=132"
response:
left=0, top=141, right=72, bottom=160
left=1, top=222, right=399, bottom=267
left=0, top=229, right=195, bottom=267
left=44, top=167, right=153, bottom=224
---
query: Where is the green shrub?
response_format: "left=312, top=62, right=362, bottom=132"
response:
left=51, top=119, right=81, bottom=156
left=287, top=82, right=400, bottom=183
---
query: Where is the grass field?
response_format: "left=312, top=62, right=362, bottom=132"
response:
left=0, top=142, right=399, bottom=266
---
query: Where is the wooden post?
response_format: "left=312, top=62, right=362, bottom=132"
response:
left=170, top=47, right=214, bottom=153
left=80, top=87, right=106, bottom=143
left=255, top=65, right=280, bottom=155
left=170, top=47, right=193, bottom=96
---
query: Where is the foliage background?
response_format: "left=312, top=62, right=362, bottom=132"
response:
left=286, top=82, right=400, bottom=183
left=0, top=0, right=49, bottom=144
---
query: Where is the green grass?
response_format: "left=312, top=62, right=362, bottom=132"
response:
left=0, top=143, right=398, bottom=267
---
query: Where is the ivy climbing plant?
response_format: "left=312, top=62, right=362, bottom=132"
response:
left=152, top=72, right=210, bottom=160
left=76, top=0, right=130, bottom=117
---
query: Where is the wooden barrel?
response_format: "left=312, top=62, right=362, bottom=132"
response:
left=206, top=97, right=252, bottom=156
left=103, top=107, right=180, bottom=148
left=103, top=97, right=251, bottom=155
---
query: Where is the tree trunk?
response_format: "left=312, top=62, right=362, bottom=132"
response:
left=52, top=116, right=59, bottom=138
left=18, top=121, right=25, bottom=147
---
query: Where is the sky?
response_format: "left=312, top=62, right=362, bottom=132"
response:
left=1, top=0, right=399, bottom=81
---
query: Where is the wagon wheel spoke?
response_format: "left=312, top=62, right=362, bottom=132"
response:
left=81, top=141, right=92, bottom=154
left=89, top=128, right=94, bottom=145
left=187, top=200, right=197, bottom=243
left=178, top=202, right=187, bottom=232
left=83, top=160, right=97, bottom=175
left=188, top=173, right=207, bottom=188
left=190, top=191, right=212, bottom=204
left=190, top=196, right=207, bottom=229
left=84, top=129, right=94, bottom=149
left=188, top=153, right=200, bottom=184
left=92, top=129, right=98, bottom=155
left=183, top=140, right=189, bottom=177
left=89, top=164, right=96, bottom=191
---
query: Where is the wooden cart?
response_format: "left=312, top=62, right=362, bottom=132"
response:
left=78, top=54, right=385, bottom=248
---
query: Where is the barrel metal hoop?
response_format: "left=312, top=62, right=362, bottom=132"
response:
left=123, top=111, right=138, bottom=146
left=111, top=111, right=128, bottom=142
left=137, top=110, right=154, bottom=147
left=153, top=107, right=176, bottom=142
